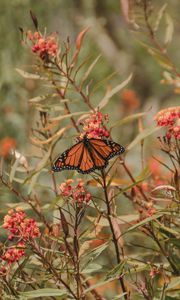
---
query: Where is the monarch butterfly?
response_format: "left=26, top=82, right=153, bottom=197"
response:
left=52, top=136, right=125, bottom=174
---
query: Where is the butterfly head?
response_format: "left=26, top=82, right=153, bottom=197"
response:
left=82, top=134, right=89, bottom=143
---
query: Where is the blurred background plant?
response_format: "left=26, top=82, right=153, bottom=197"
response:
left=0, top=0, right=179, bottom=299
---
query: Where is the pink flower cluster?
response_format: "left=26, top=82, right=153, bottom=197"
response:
left=80, top=112, right=110, bottom=139
left=59, top=179, right=92, bottom=205
left=0, top=208, right=40, bottom=272
left=27, top=30, right=58, bottom=59
left=2, top=242, right=25, bottom=264
left=149, top=266, right=159, bottom=278
left=154, top=106, right=180, bottom=140
left=3, top=207, right=40, bottom=241
left=146, top=206, right=157, bottom=217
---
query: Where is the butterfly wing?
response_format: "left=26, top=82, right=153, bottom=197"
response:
left=52, top=138, right=125, bottom=174
left=78, top=138, right=124, bottom=173
left=78, top=145, right=96, bottom=173
left=52, top=141, right=84, bottom=172
left=89, top=138, right=125, bottom=160
left=52, top=140, right=99, bottom=174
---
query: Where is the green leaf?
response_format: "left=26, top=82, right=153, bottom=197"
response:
left=136, top=165, right=151, bottom=181
left=20, top=288, right=67, bottom=299
left=98, top=73, right=132, bottom=109
left=154, top=3, right=167, bottom=32
left=114, top=178, right=149, bottom=198
left=126, top=259, right=149, bottom=274
left=27, top=172, right=40, bottom=195
left=117, top=214, right=139, bottom=224
left=123, top=212, right=165, bottom=235
left=81, top=55, right=101, bottom=85
left=9, top=156, right=22, bottom=183
left=155, top=221, right=179, bottom=238
left=50, top=111, right=87, bottom=121
left=29, top=93, right=58, bottom=103
left=164, top=13, right=174, bottom=45
left=82, top=263, right=102, bottom=274
left=83, top=277, right=116, bottom=294
left=16, top=68, right=46, bottom=80
left=87, top=214, right=139, bottom=227
left=111, top=112, right=147, bottom=129
left=148, top=48, right=173, bottom=70
left=92, top=71, right=118, bottom=94
left=112, top=293, right=128, bottom=300
left=105, top=261, right=126, bottom=280
left=166, top=277, right=180, bottom=291
left=127, top=126, right=162, bottom=150
left=36, top=104, right=64, bottom=113
left=81, top=242, right=109, bottom=260
left=27, top=147, right=52, bottom=194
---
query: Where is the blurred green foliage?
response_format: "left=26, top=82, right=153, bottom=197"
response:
left=0, top=2, right=180, bottom=299
left=0, top=0, right=179, bottom=146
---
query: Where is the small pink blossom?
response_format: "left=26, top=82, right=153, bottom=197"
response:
left=59, top=179, right=92, bottom=205
left=149, top=266, right=159, bottom=278
left=59, top=179, right=74, bottom=197
left=80, top=112, right=110, bottom=139
left=146, top=206, right=157, bottom=217
left=2, top=242, right=25, bottom=264
left=27, top=30, right=58, bottom=59
left=3, top=207, right=40, bottom=241
left=166, top=125, right=180, bottom=140
left=154, top=106, right=180, bottom=140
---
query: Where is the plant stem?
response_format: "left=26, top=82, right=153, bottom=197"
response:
left=101, top=170, right=129, bottom=300
left=32, top=241, right=78, bottom=299
left=52, top=79, right=80, bottom=133
left=74, top=207, right=82, bottom=299
left=3, top=278, right=18, bottom=297
left=54, top=59, right=95, bottom=111
left=148, top=227, right=179, bottom=275
left=121, top=159, right=149, bottom=202
left=82, top=275, right=106, bottom=300
left=0, top=176, right=51, bottom=232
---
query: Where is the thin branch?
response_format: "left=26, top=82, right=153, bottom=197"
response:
left=121, top=159, right=149, bottom=202
left=101, top=170, right=129, bottom=300
left=143, top=0, right=180, bottom=77
left=148, top=226, right=179, bottom=275
left=0, top=175, right=51, bottom=232
left=54, top=59, right=95, bottom=111
left=32, top=240, right=78, bottom=299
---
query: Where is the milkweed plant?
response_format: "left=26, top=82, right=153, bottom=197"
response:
left=0, top=2, right=179, bottom=300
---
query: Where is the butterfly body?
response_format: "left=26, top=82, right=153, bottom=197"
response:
left=52, top=136, right=125, bottom=174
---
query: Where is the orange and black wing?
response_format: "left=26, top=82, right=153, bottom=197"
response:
left=52, top=141, right=84, bottom=172
left=52, top=138, right=125, bottom=174
left=89, top=138, right=125, bottom=161
left=53, top=140, right=98, bottom=174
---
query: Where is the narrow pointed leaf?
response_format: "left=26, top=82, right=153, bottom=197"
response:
left=127, top=126, right=162, bottom=150
left=98, top=73, right=132, bottom=109
left=81, top=55, right=101, bottom=85
left=9, top=156, right=21, bottom=183
left=164, top=13, right=174, bottom=45
left=20, top=288, right=67, bottom=299
left=111, top=112, right=147, bottom=128
left=123, top=212, right=168, bottom=235
left=154, top=4, right=167, bottom=32
left=29, top=94, right=58, bottom=103
left=50, top=111, right=87, bottom=121
left=16, top=68, right=46, bottom=80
